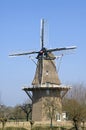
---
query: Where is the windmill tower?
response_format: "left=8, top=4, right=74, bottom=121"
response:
left=9, top=19, right=76, bottom=122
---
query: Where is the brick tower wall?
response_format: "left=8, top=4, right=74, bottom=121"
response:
left=32, top=89, right=62, bottom=121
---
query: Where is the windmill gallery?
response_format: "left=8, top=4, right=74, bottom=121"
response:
left=9, top=19, right=76, bottom=122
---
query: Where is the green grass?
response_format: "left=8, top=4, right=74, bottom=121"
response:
left=31, top=126, right=66, bottom=130
left=31, top=126, right=86, bottom=130
left=0, top=127, right=27, bottom=130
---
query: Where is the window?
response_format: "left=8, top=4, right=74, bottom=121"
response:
left=56, top=113, right=61, bottom=121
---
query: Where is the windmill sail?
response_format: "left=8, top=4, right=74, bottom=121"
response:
left=9, top=19, right=76, bottom=59
left=40, top=19, right=44, bottom=49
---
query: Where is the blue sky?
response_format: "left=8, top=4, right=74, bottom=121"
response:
left=0, top=0, right=86, bottom=106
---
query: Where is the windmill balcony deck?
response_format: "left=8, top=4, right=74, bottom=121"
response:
left=22, top=84, right=71, bottom=91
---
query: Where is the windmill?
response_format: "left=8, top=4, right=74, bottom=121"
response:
left=9, top=19, right=76, bottom=122
left=10, top=19, right=76, bottom=85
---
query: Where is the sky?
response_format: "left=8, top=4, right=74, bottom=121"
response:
left=0, top=0, right=86, bottom=106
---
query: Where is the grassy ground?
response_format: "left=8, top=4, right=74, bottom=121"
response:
left=0, top=126, right=86, bottom=130
left=32, top=126, right=68, bottom=130
left=31, top=126, right=86, bottom=130
left=0, top=127, right=27, bottom=130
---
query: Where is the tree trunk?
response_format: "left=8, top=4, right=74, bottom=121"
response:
left=26, top=113, right=29, bottom=121
left=50, top=117, right=53, bottom=129
left=74, top=121, right=82, bottom=130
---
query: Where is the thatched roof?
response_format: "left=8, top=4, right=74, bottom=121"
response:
left=32, top=52, right=61, bottom=86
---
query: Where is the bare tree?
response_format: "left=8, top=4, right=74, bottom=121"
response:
left=43, top=97, right=61, bottom=128
left=12, top=105, right=25, bottom=121
left=20, top=103, right=32, bottom=121
left=0, top=105, right=7, bottom=128
left=62, top=83, right=86, bottom=130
